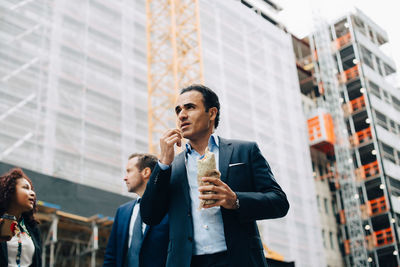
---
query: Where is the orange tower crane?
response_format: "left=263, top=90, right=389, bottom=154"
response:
left=146, top=0, right=204, bottom=153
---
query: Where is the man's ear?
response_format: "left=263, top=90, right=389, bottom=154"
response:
left=209, top=107, right=217, bottom=121
left=142, top=167, right=151, bottom=180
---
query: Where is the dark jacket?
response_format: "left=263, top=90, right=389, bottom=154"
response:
left=141, top=137, right=289, bottom=267
left=103, top=199, right=169, bottom=267
left=0, top=221, right=42, bottom=267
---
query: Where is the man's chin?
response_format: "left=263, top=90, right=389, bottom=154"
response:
left=181, top=131, right=191, bottom=139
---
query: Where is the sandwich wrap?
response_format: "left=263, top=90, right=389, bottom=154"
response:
left=197, top=147, right=221, bottom=209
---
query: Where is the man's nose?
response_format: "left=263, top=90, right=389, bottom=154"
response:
left=178, top=109, right=188, bottom=120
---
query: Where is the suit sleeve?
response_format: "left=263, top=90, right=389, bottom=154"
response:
left=103, top=209, right=120, bottom=267
left=140, top=163, right=171, bottom=226
left=234, top=142, right=289, bottom=222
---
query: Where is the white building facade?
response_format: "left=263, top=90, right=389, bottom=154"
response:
left=0, top=0, right=324, bottom=265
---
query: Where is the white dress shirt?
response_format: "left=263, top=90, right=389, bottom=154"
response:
left=128, top=199, right=146, bottom=247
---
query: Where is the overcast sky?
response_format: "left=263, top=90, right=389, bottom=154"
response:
left=277, top=0, right=400, bottom=86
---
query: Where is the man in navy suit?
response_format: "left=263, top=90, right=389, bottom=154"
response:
left=103, top=153, right=168, bottom=267
left=141, top=85, right=290, bottom=267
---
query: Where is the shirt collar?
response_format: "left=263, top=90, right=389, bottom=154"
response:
left=185, top=133, right=219, bottom=154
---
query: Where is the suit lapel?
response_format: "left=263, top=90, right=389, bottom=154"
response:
left=143, top=224, right=150, bottom=241
left=172, top=152, right=191, bottom=207
left=218, top=137, right=233, bottom=183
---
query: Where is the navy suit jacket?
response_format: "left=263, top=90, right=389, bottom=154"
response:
left=103, top=199, right=169, bottom=267
left=141, top=137, right=289, bottom=267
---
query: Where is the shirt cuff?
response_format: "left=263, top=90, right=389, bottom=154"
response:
left=158, top=161, right=170, bottom=170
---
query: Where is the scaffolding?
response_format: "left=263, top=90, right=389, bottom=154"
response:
left=310, top=15, right=369, bottom=266
left=36, top=201, right=113, bottom=267
left=0, top=0, right=150, bottom=194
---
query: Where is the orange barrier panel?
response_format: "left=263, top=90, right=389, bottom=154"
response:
left=364, top=161, right=379, bottom=178
left=339, top=210, right=346, bottom=224
left=374, top=228, right=393, bottom=247
left=357, top=127, right=372, bottom=144
left=368, top=196, right=388, bottom=216
left=355, top=161, right=379, bottom=180
left=351, top=127, right=372, bottom=146
left=344, top=65, right=359, bottom=81
left=343, top=95, right=366, bottom=115
left=307, top=111, right=335, bottom=155
left=308, top=116, right=322, bottom=142
left=344, top=239, right=350, bottom=255
left=350, top=95, right=365, bottom=112
left=324, top=113, right=335, bottom=145
left=336, top=32, right=351, bottom=49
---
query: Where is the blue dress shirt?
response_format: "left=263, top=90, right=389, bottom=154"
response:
left=158, top=134, right=227, bottom=255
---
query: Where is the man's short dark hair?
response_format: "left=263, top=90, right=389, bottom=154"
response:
left=128, top=153, right=158, bottom=171
left=180, top=84, right=220, bottom=129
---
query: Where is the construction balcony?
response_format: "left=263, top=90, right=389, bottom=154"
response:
left=365, top=228, right=395, bottom=250
left=374, top=227, right=394, bottom=248
left=344, top=227, right=394, bottom=255
left=342, top=94, right=366, bottom=117
left=355, top=160, right=380, bottom=181
left=338, top=65, right=359, bottom=84
left=368, top=196, right=389, bottom=217
left=335, top=32, right=352, bottom=50
left=364, top=213, right=395, bottom=254
left=340, top=196, right=387, bottom=226
left=349, top=127, right=373, bottom=147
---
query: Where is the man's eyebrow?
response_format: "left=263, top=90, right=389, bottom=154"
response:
left=175, top=103, right=196, bottom=113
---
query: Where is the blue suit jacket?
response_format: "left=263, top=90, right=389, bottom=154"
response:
left=141, top=137, right=289, bottom=267
left=103, top=199, right=169, bottom=267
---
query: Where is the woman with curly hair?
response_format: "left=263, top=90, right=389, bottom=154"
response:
left=0, top=168, right=42, bottom=267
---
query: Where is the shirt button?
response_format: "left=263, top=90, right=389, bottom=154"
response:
left=203, top=225, right=209, bottom=230
left=188, top=237, right=193, bottom=242
left=188, top=212, right=191, bottom=217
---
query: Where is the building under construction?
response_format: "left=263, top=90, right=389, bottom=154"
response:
left=295, top=8, right=400, bottom=267
left=1, top=0, right=399, bottom=266
left=1, top=0, right=324, bottom=265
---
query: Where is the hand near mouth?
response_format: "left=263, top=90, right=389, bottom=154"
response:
left=159, top=129, right=183, bottom=165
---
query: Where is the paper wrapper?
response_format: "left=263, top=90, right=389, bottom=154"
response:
left=197, top=148, right=220, bottom=209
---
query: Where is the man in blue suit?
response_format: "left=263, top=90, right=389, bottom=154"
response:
left=103, top=153, right=168, bottom=267
left=141, top=85, right=290, bottom=267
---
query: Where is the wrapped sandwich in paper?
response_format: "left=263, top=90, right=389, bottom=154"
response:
left=197, top=147, right=221, bottom=209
